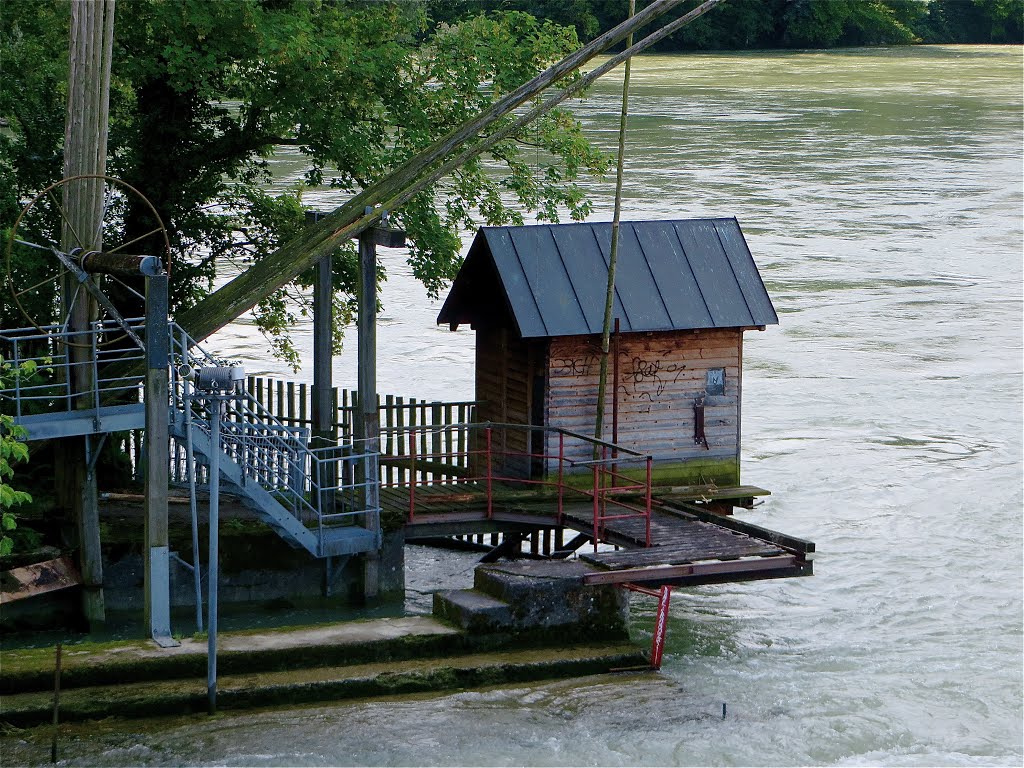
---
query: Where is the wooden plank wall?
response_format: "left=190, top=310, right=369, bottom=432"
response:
left=545, top=328, right=743, bottom=468
left=474, top=326, right=545, bottom=476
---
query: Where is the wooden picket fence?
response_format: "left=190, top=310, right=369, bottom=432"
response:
left=243, top=375, right=478, bottom=486
left=125, top=375, right=479, bottom=487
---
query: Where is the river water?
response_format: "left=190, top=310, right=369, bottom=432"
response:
left=5, top=45, right=1022, bottom=766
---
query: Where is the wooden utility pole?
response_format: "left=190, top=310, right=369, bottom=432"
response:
left=58, top=0, right=116, bottom=628
left=172, top=0, right=727, bottom=349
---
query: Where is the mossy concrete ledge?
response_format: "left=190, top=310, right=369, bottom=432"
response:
left=434, top=560, right=629, bottom=641
left=0, top=616, right=645, bottom=727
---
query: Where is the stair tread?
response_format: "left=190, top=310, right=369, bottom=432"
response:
left=436, top=589, right=510, bottom=610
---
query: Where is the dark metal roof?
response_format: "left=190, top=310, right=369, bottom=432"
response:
left=438, top=218, right=778, bottom=338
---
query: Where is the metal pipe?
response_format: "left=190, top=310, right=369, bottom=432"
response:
left=207, top=397, right=222, bottom=715
left=12, top=338, right=22, bottom=419
left=78, top=251, right=162, bottom=277
left=557, top=432, right=564, bottom=525
left=650, top=585, right=671, bottom=670
left=485, top=427, right=493, bottom=520
left=645, top=456, right=653, bottom=547
left=182, top=328, right=203, bottom=632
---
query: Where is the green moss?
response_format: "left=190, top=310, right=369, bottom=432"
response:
left=0, top=644, right=646, bottom=727
left=1, top=615, right=633, bottom=697
left=559, top=458, right=739, bottom=489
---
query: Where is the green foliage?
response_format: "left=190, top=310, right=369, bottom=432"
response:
left=781, top=0, right=921, bottom=48
left=441, top=0, right=1022, bottom=49
left=0, top=358, right=33, bottom=557
left=920, top=0, right=1024, bottom=43
left=1, top=0, right=608, bottom=368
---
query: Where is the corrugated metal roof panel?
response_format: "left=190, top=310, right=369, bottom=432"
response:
left=633, top=220, right=714, bottom=329
left=482, top=228, right=547, bottom=338
left=438, top=218, right=777, bottom=338
left=674, top=219, right=754, bottom=327
left=713, top=219, right=779, bottom=326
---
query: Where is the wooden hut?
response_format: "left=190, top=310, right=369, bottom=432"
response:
left=436, top=218, right=778, bottom=488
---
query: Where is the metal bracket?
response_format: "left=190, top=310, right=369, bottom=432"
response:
left=693, top=396, right=709, bottom=450
left=85, top=432, right=108, bottom=476
left=51, top=246, right=146, bottom=350
left=323, top=554, right=351, bottom=597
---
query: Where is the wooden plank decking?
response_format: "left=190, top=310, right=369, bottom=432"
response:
left=386, top=483, right=813, bottom=588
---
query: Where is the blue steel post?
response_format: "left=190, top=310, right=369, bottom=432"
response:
left=143, top=272, right=177, bottom=647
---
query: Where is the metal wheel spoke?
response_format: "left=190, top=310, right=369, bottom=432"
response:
left=13, top=238, right=55, bottom=253
left=13, top=269, right=67, bottom=299
left=106, top=226, right=163, bottom=255
left=64, top=281, right=84, bottom=319
left=46, top=190, right=87, bottom=250
left=107, top=274, right=146, bottom=303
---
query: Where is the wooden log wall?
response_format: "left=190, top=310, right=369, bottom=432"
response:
left=545, top=328, right=743, bottom=472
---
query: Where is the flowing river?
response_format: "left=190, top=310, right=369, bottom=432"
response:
left=5, top=45, right=1022, bottom=766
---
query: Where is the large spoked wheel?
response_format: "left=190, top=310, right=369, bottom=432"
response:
left=4, top=174, right=171, bottom=347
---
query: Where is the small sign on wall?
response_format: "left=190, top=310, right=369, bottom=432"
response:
left=705, top=367, right=725, bottom=396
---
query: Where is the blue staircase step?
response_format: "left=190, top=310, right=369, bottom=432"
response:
left=12, top=403, right=146, bottom=440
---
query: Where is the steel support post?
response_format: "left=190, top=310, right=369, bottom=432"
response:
left=357, top=218, right=381, bottom=598
left=143, top=273, right=177, bottom=647
left=312, top=253, right=337, bottom=527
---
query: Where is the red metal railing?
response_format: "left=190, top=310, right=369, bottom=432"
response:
left=623, top=582, right=672, bottom=670
left=383, top=422, right=652, bottom=547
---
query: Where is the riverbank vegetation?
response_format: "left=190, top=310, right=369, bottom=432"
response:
left=434, top=0, right=1024, bottom=49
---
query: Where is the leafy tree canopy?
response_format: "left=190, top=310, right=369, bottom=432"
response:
left=434, top=0, right=1022, bottom=49
left=1, top=0, right=607, bottom=366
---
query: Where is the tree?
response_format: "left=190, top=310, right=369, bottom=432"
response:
left=921, top=0, right=1024, bottom=43
left=1, top=1, right=607, bottom=366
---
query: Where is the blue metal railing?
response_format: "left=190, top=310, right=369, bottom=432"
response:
left=0, top=319, right=381, bottom=555
left=169, top=324, right=380, bottom=551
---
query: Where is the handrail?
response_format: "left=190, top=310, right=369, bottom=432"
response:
left=168, top=323, right=382, bottom=548
left=386, top=421, right=652, bottom=548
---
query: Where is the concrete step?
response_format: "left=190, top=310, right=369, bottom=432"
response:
left=0, top=643, right=645, bottom=727
left=471, top=560, right=629, bottom=641
left=1, top=617, right=459, bottom=696
left=473, top=559, right=595, bottom=601
left=432, top=589, right=514, bottom=633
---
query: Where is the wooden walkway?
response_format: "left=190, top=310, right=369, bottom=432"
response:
left=385, top=483, right=814, bottom=588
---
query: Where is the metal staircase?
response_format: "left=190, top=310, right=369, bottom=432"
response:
left=0, top=319, right=381, bottom=559
left=169, top=327, right=380, bottom=557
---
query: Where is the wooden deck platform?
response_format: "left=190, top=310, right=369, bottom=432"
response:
left=386, top=483, right=814, bottom=589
